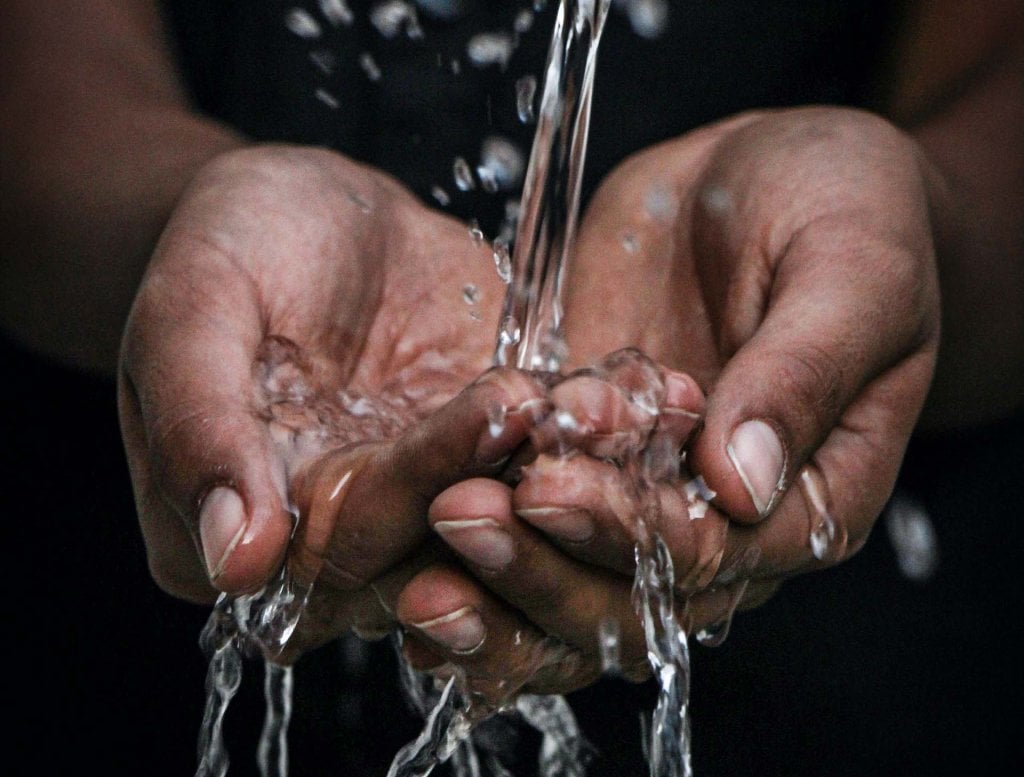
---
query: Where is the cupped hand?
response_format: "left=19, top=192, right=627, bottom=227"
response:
left=558, top=106, right=940, bottom=572
left=118, top=145, right=546, bottom=656
left=413, top=107, right=941, bottom=694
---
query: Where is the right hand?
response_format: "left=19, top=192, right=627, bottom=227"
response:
left=118, top=145, right=547, bottom=657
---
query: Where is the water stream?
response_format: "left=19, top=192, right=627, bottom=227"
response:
left=190, top=2, right=805, bottom=776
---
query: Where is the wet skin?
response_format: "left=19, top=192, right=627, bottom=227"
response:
left=121, top=104, right=941, bottom=701
left=409, top=108, right=940, bottom=694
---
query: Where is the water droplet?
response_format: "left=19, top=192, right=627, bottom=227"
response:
left=314, top=88, right=340, bottom=110
left=700, top=184, right=733, bottom=213
left=487, top=403, right=507, bottom=438
left=453, top=157, right=475, bottom=191
left=516, top=75, right=538, bottom=123
left=538, top=328, right=569, bottom=372
left=885, top=491, right=939, bottom=581
left=498, top=315, right=521, bottom=346
left=598, top=617, right=621, bottom=674
left=809, top=517, right=836, bottom=560
left=621, top=232, right=639, bottom=253
left=476, top=166, right=499, bottom=193
left=643, top=184, right=677, bottom=222
left=359, top=51, right=382, bottom=81
left=309, top=49, right=338, bottom=74
left=799, top=467, right=843, bottom=561
left=369, top=0, right=422, bottom=39
left=554, top=410, right=580, bottom=432
left=415, top=0, right=466, bottom=21
left=462, top=284, right=480, bottom=305
left=466, top=32, right=514, bottom=70
left=684, top=475, right=716, bottom=503
left=492, top=238, right=512, bottom=284
left=319, top=0, right=355, bottom=26
left=514, top=9, right=535, bottom=34
left=477, top=136, right=526, bottom=193
left=468, top=220, right=485, bottom=245
left=285, top=8, right=322, bottom=38
left=617, top=0, right=669, bottom=39
left=431, top=185, right=450, bottom=206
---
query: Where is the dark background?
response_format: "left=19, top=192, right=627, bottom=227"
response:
left=4, top=1, right=1023, bottom=775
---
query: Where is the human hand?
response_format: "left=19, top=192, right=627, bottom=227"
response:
left=558, top=106, right=940, bottom=566
left=405, top=107, right=940, bottom=694
left=118, top=145, right=548, bottom=657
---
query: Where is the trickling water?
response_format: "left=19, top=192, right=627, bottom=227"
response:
left=516, top=76, right=538, bottom=124
left=494, top=0, right=610, bottom=374
left=195, top=565, right=311, bottom=777
left=258, top=664, right=293, bottom=777
left=454, top=157, right=477, bottom=191
left=598, top=617, right=621, bottom=675
left=885, top=489, right=939, bottom=581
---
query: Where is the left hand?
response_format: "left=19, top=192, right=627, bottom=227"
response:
left=399, top=107, right=941, bottom=696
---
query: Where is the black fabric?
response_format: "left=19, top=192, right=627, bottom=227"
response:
left=6, top=2, right=1022, bottom=776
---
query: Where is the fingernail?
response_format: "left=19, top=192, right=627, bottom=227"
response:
left=412, top=606, right=486, bottom=654
left=663, top=370, right=701, bottom=409
left=726, top=420, right=785, bottom=518
left=515, top=507, right=594, bottom=543
left=433, top=519, right=516, bottom=571
left=199, top=487, right=248, bottom=581
left=475, top=397, right=545, bottom=465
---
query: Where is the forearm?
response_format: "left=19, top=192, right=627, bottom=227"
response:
left=885, top=2, right=1024, bottom=431
left=0, top=0, right=244, bottom=375
left=915, top=44, right=1024, bottom=430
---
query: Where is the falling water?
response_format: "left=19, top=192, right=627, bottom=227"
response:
left=386, top=1, right=612, bottom=775
left=192, top=1, right=751, bottom=775
left=494, top=0, right=611, bottom=374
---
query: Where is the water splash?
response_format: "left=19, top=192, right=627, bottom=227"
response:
left=285, top=8, right=322, bottom=39
left=454, top=157, right=477, bottom=191
left=494, top=0, right=612, bottom=373
left=370, top=0, right=424, bottom=40
left=195, top=565, right=311, bottom=777
left=885, top=490, right=939, bottom=582
left=320, top=0, right=355, bottom=27
left=598, top=617, right=622, bottom=675
left=516, top=76, right=539, bottom=123
left=467, top=32, right=516, bottom=70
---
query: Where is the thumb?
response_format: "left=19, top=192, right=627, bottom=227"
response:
left=120, top=249, right=292, bottom=600
left=689, top=217, right=938, bottom=524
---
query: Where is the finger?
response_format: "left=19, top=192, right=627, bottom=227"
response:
left=396, top=562, right=595, bottom=702
left=690, top=213, right=938, bottom=523
left=122, top=250, right=294, bottom=597
left=278, top=541, right=448, bottom=662
left=429, top=478, right=653, bottom=681
left=512, top=453, right=731, bottom=592
left=290, top=368, right=548, bottom=593
left=655, top=368, right=705, bottom=451
left=118, top=374, right=213, bottom=603
left=713, top=352, right=935, bottom=578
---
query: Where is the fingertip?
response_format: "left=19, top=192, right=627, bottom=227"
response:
left=428, top=478, right=513, bottom=526
left=200, top=485, right=293, bottom=595
left=662, top=369, right=705, bottom=415
left=691, top=417, right=787, bottom=524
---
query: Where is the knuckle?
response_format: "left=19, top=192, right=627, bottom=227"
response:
left=772, top=343, right=844, bottom=441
